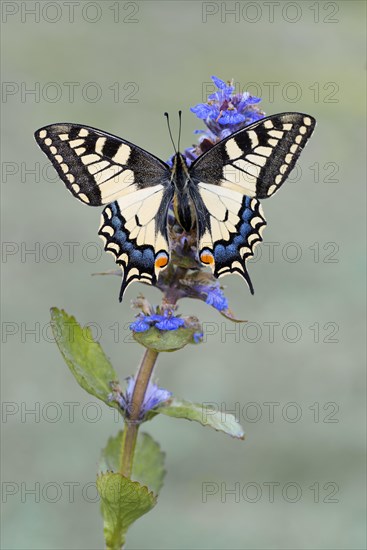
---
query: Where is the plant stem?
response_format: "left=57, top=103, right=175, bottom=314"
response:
left=119, top=348, right=159, bottom=477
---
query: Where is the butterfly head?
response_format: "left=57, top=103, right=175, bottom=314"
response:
left=164, top=110, right=190, bottom=187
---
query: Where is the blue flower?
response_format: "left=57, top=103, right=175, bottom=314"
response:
left=155, top=311, right=185, bottom=331
left=211, top=75, right=232, bottom=92
left=217, top=109, right=246, bottom=126
left=190, top=103, right=220, bottom=121
left=130, top=309, right=185, bottom=333
left=142, top=379, right=172, bottom=413
left=204, top=286, right=228, bottom=311
left=187, top=75, right=265, bottom=161
left=191, top=283, right=229, bottom=311
left=109, top=377, right=172, bottom=419
left=146, top=313, right=165, bottom=323
left=193, top=331, right=204, bottom=343
left=130, top=314, right=151, bottom=332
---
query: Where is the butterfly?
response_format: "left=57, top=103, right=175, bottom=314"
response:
left=34, top=112, right=315, bottom=301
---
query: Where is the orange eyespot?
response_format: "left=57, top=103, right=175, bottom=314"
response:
left=155, top=254, right=169, bottom=269
left=200, top=251, right=214, bottom=265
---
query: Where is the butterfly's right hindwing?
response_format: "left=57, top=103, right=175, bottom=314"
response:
left=35, top=123, right=170, bottom=205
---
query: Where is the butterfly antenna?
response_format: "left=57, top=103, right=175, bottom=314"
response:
left=178, top=110, right=182, bottom=152
left=164, top=112, right=177, bottom=154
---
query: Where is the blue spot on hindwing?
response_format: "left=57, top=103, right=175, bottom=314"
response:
left=114, top=230, right=126, bottom=244
left=213, top=244, right=225, bottom=262
left=131, top=250, right=143, bottom=262
left=240, top=221, right=251, bottom=238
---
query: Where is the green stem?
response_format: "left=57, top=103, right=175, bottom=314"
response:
left=119, top=348, right=159, bottom=477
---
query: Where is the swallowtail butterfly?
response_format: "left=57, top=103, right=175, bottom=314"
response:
left=34, top=112, right=315, bottom=300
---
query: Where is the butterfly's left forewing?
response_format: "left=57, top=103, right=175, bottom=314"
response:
left=189, top=112, right=315, bottom=291
left=35, top=123, right=173, bottom=299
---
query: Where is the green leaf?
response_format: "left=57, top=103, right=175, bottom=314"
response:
left=133, top=326, right=196, bottom=352
left=100, top=431, right=165, bottom=494
left=155, top=398, right=245, bottom=439
left=132, top=432, right=165, bottom=494
left=99, top=431, right=121, bottom=473
left=97, top=472, right=156, bottom=550
left=50, top=308, right=118, bottom=407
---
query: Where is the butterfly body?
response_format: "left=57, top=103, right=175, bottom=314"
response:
left=170, top=153, right=196, bottom=231
left=35, top=112, right=315, bottom=300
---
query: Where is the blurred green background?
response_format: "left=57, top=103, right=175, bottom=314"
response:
left=1, top=1, right=366, bottom=548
